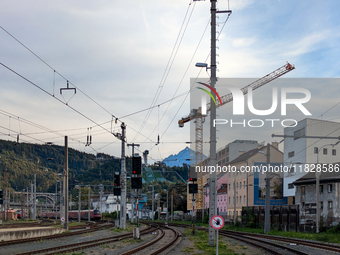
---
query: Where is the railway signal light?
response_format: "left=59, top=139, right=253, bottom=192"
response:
left=114, top=174, right=120, bottom=187
left=132, top=156, right=142, bottom=175
left=114, top=188, right=121, bottom=196
left=189, top=184, right=198, bottom=194
left=189, top=178, right=197, bottom=182
left=131, top=177, right=143, bottom=189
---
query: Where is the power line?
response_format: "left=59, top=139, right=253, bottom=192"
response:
left=132, top=0, right=196, bottom=142
left=148, top=10, right=232, bottom=148
left=0, top=63, right=114, bottom=137
left=0, top=25, right=122, bottom=125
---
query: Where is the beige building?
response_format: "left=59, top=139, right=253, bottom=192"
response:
left=187, top=142, right=284, bottom=217
left=225, top=142, right=283, bottom=219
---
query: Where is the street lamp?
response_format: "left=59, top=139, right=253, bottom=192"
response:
left=316, top=141, right=340, bottom=233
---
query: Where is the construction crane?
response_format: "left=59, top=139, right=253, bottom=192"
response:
left=180, top=62, right=295, bottom=211
left=179, top=62, right=295, bottom=128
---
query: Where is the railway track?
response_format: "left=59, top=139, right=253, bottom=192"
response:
left=120, top=224, right=181, bottom=255
left=13, top=225, right=156, bottom=255
left=147, top=221, right=340, bottom=255
left=223, top=230, right=340, bottom=253
left=218, top=230, right=309, bottom=255
left=0, top=222, right=115, bottom=247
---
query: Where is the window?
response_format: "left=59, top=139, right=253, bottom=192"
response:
left=229, top=197, right=231, bottom=204
left=237, top=183, right=238, bottom=189
left=328, top=184, right=333, bottom=193
left=320, top=185, right=323, bottom=193
left=302, top=202, right=305, bottom=208
left=333, top=149, right=336, bottom=156
left=328, top=201, right=333, bottom=209
left=320, top=202, right=323, bottom=210
left=244, top=195, right=246, bottom=203
left=288, top=183, right=294, bottom=189
left=244, top=181, right=246, bottom=188
left=294, top=127, right=305, bottom=140
left=288, top=151, right=295, bottom=158
left=301, top=186, right=305, bottom=195
left=314, top=147, right=318, bottom=154
left=289, top=166, right=295, bottom=173
left=229, top=184, right=230, bottom=190
left=240, top=196, right=242, bottom=204
left=236, top=197, right=238, bottom=204
left=218, top=196, right=219, bottom=201
left=224, top=196, right=226, bottom=201
left=239, top=182, right=242, bottom=189
left=323, top=148, right=328, bottom=155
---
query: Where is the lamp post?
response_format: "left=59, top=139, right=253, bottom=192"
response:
left=316, top=141, right=340, bottom=233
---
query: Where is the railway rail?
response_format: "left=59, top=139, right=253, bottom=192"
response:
left=145, top=221, right=340, bottom=255
left=120, top=224, right=181, bottom=255
left=224, top=230, right=340, bottom=253
left=13, top=225, right=156, bottom=255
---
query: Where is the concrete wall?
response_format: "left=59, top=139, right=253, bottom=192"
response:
left=295, top=182, right=340, bottom=223
left=0, top=227, right=65, bottom=241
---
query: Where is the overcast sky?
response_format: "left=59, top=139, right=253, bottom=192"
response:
left=1, top=0, right=340, bottom=163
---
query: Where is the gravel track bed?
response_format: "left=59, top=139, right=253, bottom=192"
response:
left=68, top=232, right=157, bottom=255
left=1, top=228, right=120, bottom=255
left=248, top=235, right=340, bottom=255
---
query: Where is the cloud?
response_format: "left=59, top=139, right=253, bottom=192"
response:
left=232, top=36, right=257, bottom=47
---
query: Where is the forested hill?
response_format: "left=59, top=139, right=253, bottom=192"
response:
left=0, top=139, right=122, bottom=193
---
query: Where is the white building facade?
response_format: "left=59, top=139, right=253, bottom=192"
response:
left=283, top=118, right=340, bottom=200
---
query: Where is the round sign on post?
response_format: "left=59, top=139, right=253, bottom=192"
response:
left=61, top=217, right=65, bottom=222
left=210, top=215, right=224, bottom=255
left=210, top=215, right=224, bottom=230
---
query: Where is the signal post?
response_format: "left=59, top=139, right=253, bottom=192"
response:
left=131, top=156, right=142, bottom=239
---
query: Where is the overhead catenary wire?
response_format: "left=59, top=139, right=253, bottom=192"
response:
left=131, top=0, right=196, bottom=142
left=145, top=10, right=232, bottom=154
left=0, top=25, right=122, bottom=125
left=0, top=63, right=114, bottom=140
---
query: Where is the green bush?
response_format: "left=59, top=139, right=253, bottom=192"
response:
left=327, top=223, right=340, bottom=233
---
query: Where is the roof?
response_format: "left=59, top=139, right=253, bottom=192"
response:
left=217, top=186, right=228, bottom=194
left=293, top=167, right=340, bottom=185
left=228, top=144, right=282, bottom=165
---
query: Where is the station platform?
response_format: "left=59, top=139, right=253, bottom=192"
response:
left=0, top=227, right=65, bottom=241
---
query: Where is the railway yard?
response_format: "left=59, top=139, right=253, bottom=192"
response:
left=0, top=220, right=340, bottom=255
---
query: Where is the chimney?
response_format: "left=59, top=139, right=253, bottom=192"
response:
left=271, top=142, right=278, bottom=149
